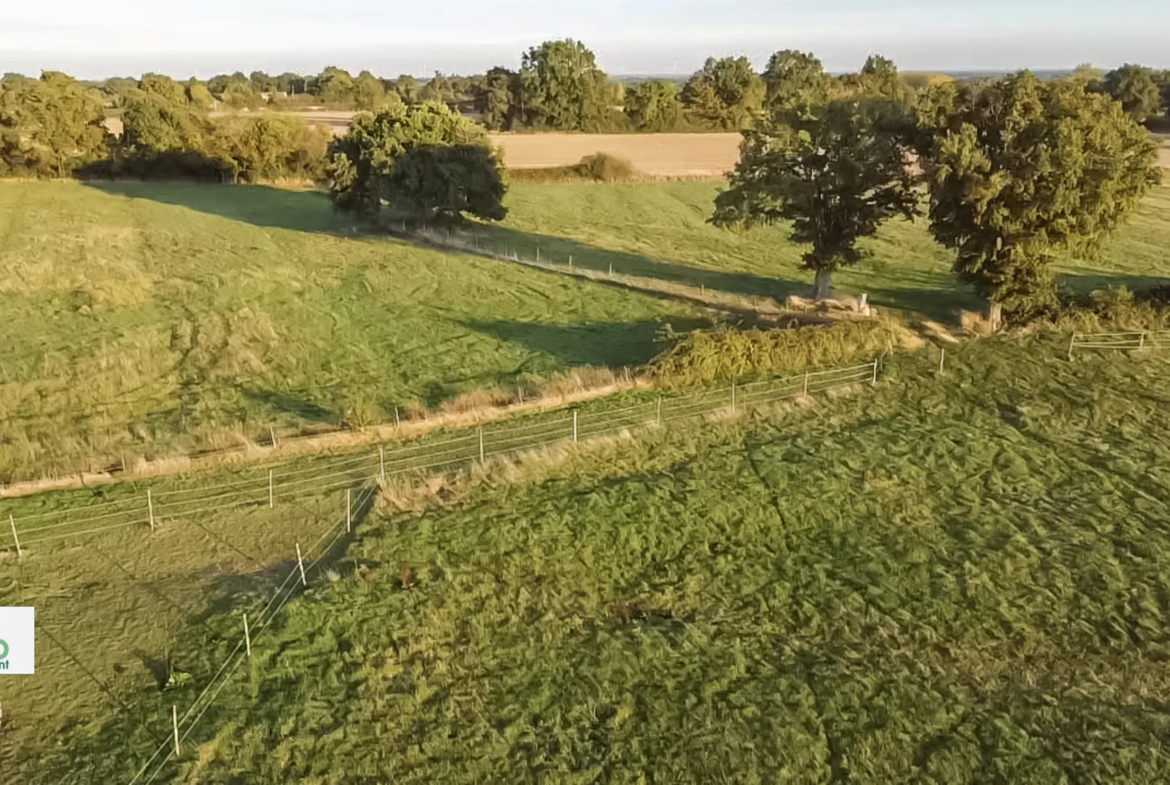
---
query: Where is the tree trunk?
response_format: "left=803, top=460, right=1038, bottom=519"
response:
left=988, top=300, right=1003, bottom=331
left=813, top=268, right=833, bottom=300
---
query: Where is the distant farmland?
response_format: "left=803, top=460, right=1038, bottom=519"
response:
left=291, top=111, right=1170, bottom=175
left=286, top=112, right=741, bottom=177
left=106, top=111, right=1168, bottom=175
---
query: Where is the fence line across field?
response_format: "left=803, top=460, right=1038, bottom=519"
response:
left=128, top=485, right=378, bottom=785
left=2, top=361, right=881, bottom=552
left=123, top=362, right=881, bottom=783
left=1068, top=330, right=1170, bottom=359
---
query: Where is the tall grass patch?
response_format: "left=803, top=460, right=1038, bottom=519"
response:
left=654, top=317, right=913, bottom=386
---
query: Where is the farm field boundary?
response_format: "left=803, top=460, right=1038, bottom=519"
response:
left=1068, top=329, right=1170, bottom=358
left=65, top=361, right=881, bottom=781
left=2, top=362, right=879, bottom=554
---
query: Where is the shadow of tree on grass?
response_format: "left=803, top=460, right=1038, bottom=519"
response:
left=462, top=318, right=710, bottom=369
left=82, top=180, right=1001, bottom=325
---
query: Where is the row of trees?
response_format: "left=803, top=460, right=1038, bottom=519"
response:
left=73, top=42, right=955, bottom=133
left=20, top=46, right=1169, bottom=139
left=716, top=68, right=1162, bottom=325
left=0, top=71, right=330, bottom=181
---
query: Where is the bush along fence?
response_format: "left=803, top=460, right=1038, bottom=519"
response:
left=2, top=361, right=880, bottom=554
left=1068, top=330, right=1170, bottom=359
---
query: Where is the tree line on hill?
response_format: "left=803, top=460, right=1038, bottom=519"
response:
left=87, top=46, right=1170, bottom=132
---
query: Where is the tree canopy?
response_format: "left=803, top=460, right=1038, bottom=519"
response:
left=624, top=80, right=683, bottom=132
left=682, top=56, right=764, bottom=130
left=762, top=50, right=831, bottom=115
left=472, top=67, right=519, bottom=131
left=713, top=100, right=916, bottom=299
left=327, top=101, right=506, bottom=221
left=0, top=72, right=110, bottom=177
left=1103, top=64, right=1166, bottom=122
left=120, top=92, right=208, bottom=155
left=917, top=72, right=1161, bottom=323
left=518, top=40, right=610, bottom=131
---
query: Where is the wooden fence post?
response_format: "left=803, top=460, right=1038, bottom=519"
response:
left=173, top=705, right=180, bottom=757
left=9, top=514, right=21, bottom=557
left=379, top=447, right=386, bottom=483
left=871, top=358, right=879, bottom=386
left=573, top=411, right=578, bottom=443
left=656, top=397, right=663, bottom=426
left=296, top=543, right=307, bottom=586
left=244, top=613, right=251, bottom=658
left=479, top=427, right=485, bottom=464
left=268, top=470, right=274, bottom=509
left=346, top=489, right=352, bottom=534
left=147, top=490, right=155, bottom=531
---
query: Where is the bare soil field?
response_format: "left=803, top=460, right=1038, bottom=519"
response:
left=489, top=132, right=742, bottom=177
left=286, top=112, right=740, bottom=176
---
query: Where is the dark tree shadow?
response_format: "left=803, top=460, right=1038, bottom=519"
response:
left=240, top=388, right=337, bottom=424
left=463, top=318, right=709, bottom=368
left=1058, top=271, right=1170, bottom=296
left=80, top=180, right=990, bottom=323
left=82, top=180, right=344, bottom=234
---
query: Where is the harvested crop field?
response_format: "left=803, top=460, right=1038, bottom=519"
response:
left=287, top=112, right=741, bottom=176
left=290, top=111, right=1170, bottom=174
left=489, top=132, right=741, bottom=177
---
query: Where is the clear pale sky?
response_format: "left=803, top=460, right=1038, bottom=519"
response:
left=2, top=1, right=1167, bottom=79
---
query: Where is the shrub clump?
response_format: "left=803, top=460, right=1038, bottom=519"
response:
left=1055, top=286, right=1170, bottom=333
left=574, top=152, right=636, bottom=181
left=509, top=152, right=640, bottom=184
left=653, top=317, right=910, bottom=386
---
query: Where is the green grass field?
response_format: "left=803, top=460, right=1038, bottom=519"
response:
left=0, top=181, right=701, bottom=484
left=10, top=334, right=1170, bottom=783
left=2, top=180, right=1168, bottom=484
left=3, top=174, right=1170, bottom=781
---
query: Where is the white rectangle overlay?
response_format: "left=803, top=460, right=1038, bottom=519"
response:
left=0, top=607, right=35, bottom=674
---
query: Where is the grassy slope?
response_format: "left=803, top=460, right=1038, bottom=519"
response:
left=0, top=181, right=698, bottom=481
left=3, top=180, right=1168, bottom=483
left=493, top=181, right=1170, bottom=323
left=25, top=336, right=1170, bottom=783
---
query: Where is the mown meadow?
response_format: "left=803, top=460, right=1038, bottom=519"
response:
left=11, top=333, right=1170, bottom=783
left=3, top=179, right=1170, bottom=485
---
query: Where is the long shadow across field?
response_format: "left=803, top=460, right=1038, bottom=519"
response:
left=85, top=180, right=979, bottom=323
left=84, top=180, right=346, bottom=233
left=462, top=318, right=710, bottom=368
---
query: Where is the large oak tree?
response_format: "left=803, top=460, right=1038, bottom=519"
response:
left=713, top=100, right=916, bottom=299
left=918, top=72, right=1161, bottom=325
left=327, top=101, right=506, bottom=222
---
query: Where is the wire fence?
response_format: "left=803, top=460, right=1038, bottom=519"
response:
left=1068, top=330, right=1170, bottom=359
left=127, top=483, right=377, bottom=785
left=2, top=361, right=879, bottom=554
left=119, top=360, right=881, bottom=783
left=3, top=360, right=881, bottom=782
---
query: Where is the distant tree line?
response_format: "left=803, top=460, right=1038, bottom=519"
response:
left=0, top=71, right=331, bottom=181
